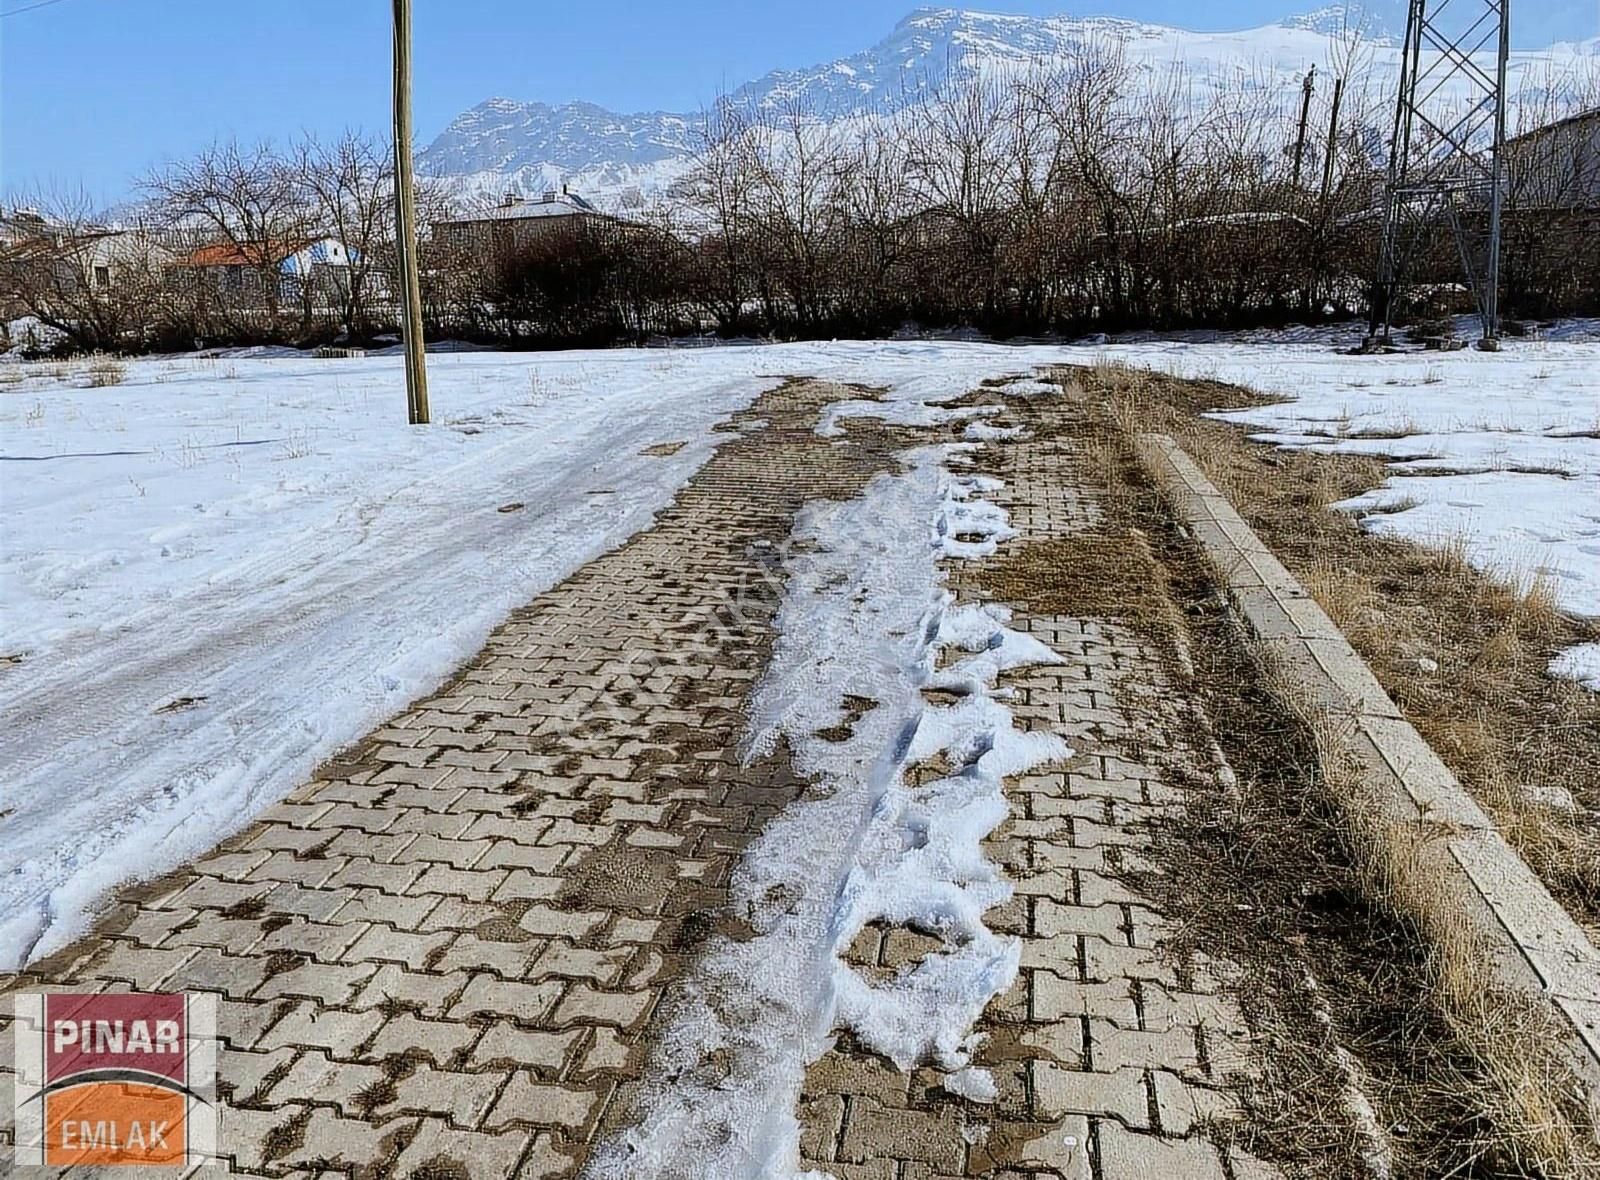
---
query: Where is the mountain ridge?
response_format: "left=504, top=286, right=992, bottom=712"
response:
left=416, top=5, right=1598, bottom=208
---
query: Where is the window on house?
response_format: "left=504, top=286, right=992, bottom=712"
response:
left=94, top=265, right=110, bottom=289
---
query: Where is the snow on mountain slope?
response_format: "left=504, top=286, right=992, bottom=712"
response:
left=417, top=6, right=1598, bottom=210
left=422, top=98, right=693, bottom=176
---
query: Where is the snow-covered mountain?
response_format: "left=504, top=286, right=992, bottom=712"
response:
left=419, top=100, right=696, bottom=211
left=417, top=5, right=1598, bottom=209
left=421, top=99, right=694, bottom=176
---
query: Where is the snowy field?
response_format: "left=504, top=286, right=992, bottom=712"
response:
left=2, top=333, right=1596, bottom=969
left=0, top=341, right=1083, bottom=969
left=1095, top=333, right=1600, bottom=688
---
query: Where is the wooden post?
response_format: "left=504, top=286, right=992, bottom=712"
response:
left=392, top=0, right=430, bottom=424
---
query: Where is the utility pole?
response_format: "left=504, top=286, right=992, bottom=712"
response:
left=392, top=0, right=430, bottom=424
left=1481, top=0, right=1511, bottom=350
left=1320, top=75, right=1345, bottom=207
left=1292, top=65, right=1315, bottom=190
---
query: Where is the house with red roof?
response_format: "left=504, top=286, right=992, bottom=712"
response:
left=174, top=236, right=359, bottom=307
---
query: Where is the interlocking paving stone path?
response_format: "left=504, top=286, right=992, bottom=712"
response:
left=0, top=380, right=903, bottom=1179
left=795, top=387, right=1283, bottom=1179
left=2, top=374, right=1283, bottom=1179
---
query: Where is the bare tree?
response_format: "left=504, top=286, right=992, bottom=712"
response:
left=295, top=131, right=396, bottom=340
left=144, top=139, right=312, bottom=336
left=747, top=95, right=849, bottom=333
left=686, top=100, right=765, bottom=333
left=904, top=72, right=1013, bottom=320
left=835, top=107, right=914, bottom=332
left=0, top=187, right=171, bottom=352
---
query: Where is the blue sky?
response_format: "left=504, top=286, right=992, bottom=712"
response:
left=2, top=0, right=1595, bottom=203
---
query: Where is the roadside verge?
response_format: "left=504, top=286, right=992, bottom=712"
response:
left=1138, top=431, right=1600, bottom=1171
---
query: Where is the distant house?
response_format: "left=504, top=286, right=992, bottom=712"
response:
left=81, top=229, right=176, bottom=292
left=1505, top=108, right=1600, bottom=211
left=175, top=237, right=356, bottom=306
left=0, top=209, right=173, bottom=317
left=429, top=189, right=609, bottom=256
left=0, top=207, right=56, bottom=250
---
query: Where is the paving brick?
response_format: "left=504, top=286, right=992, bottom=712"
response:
left=161, top=946, right=273, bottom=1000
left=839, top=1100, right=965, bottom=1171
left=994, top=1116, right=1093, bottom=1178
left=4, top=382, right=1292, bottom=1180
left=576, top=1027, right=634, bottom=1076
left=1035, top=899, right=1128, bottom=943
left=265, top=1051, right=388, bottom=1117
left=518, top=905, right=606, bottom=939
left=408, top=863, right=508, bottom=901
left=1034, top=1062, right=1151, bottom=1127
left=253, top=957, right=379, bottom=1005
left=471, top=1024, right=583, bottom=1073
left=1032, top=972, right=1140, bottom=1025
left=366, top=1011, right=479, bottom=1067
left=486, top=1074, right=605, bottom=1133
left=1095, top=1121, right=1228, bottom=1179
left=256, top=1000, right=385, bottom=1057
left=85, top=942, right=195, bottom=988
left=380, top=1064, right=508, bottom=1129
left=1152, top=1072, right=1242, bottom=1136
left=260, top=882, right=350, bottom=923
left=274, top=1108, right=417, bottom=1173
left=258, top=917, right=369, bottom=962
left=450, top=975, right=563, bottom=1024
left=529, top=941, right=633, bottom=985
left=551, top=985, right=653, bottom=1030
left=491, top=868, right=564, bottom=902
left=217, top=1045, right=298, bottom=1104
left=352, top=965, right=471, bottom=1018
left=341, top=924, right=455, bottom=970
left=389, top=1124, right=532, bottom=1180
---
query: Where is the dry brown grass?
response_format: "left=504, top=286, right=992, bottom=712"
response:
left=977, top=532, right=1173, bottom=628
left=1066, top=361, right=1600, bottom=937
left=1283, top=674, right=1600, bottom=1176
left=1058, top=361, right=1600, bottom=1175
left=959, top=383, right=1537, bottom=1178
left=84, top=354, right=127, bottom=387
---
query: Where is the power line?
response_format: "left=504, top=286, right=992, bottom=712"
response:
left=0, top=0, right=72, bottom=18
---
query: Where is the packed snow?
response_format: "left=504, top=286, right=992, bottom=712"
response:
left=1093, top=334, right=1600, bottom=689
left=588, top=395, right=1067, bottom=1180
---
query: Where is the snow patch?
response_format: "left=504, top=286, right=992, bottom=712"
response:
left=964, top=420, right=1028, bottom=442
left=1, top=342, right=1083, bottom=971
left=589, top=448, right=1067, bottom=1176
left=1088, top=336, right=1600, bottom=684
left=1550, top=642, right=1600, bottom=692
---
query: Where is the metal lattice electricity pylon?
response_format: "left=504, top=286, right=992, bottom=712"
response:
left=1368, top=0, right=1511, bottom=349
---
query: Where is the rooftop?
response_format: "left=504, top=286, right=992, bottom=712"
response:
left=436, top=189, right=602, bottom=226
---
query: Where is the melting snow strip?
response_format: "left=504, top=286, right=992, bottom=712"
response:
left=589, top=423, right=1070, bottom=1178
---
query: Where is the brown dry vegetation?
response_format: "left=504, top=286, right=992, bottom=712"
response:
left=965, top=390, right=1539, bottom=1178
left=1066, top=360, right=1600, bottom=939
left=83, top=353, right=127, bottom=387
